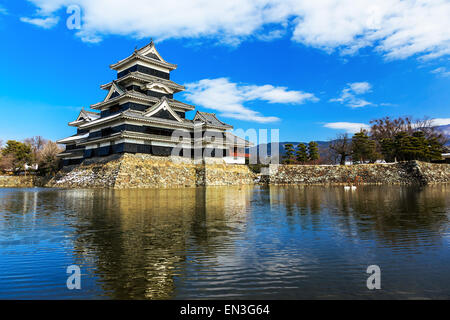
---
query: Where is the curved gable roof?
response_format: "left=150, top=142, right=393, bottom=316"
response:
left=194, top=111, right=233, bottom=129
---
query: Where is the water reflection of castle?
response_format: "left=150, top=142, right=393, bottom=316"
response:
left=21, top=184, right=447, bottom=299
left=64, top=186, right=253, bottom=299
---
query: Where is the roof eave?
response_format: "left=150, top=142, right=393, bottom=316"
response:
left=110, top=54, right=177, bottom=71
left=204, top=124, right=233, bottom=130
left=68, top=121, right=83, bottom=127
left=100, top=74, right=186, bottom=92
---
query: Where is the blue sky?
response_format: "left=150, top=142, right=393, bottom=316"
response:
left=0, top=0, right=449, bottom=144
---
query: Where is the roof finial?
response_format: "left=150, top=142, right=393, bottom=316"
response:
left=150, top=38, right=153, bottom=45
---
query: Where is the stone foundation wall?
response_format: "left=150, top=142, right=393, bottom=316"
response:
left=114, top=154, right=198, bottom=189
left=264, top=161, right=450, bottom=185
left=46, top=153, right=257, bottom=189
left=0, top=176, right=34, bottom=188
left=416, top=161, right=450, bottom=184
left=47, top=154, right=122, bottom=188
left=204, top=163, right=257, bottom=186
left=4, top=157, right=447, bottom=189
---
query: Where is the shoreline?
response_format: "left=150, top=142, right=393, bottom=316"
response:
left=1, top=155, right=449, bottom=189
left=2, top=181, right=450, bottom=190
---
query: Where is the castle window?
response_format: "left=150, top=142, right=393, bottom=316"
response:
left=110, top=105, right=120, bottom=114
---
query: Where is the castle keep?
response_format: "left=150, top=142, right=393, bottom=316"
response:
left=58, top=41, right=251, bottom=166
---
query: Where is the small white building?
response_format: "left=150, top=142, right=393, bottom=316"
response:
left=442, top=153, right=450, bottom=163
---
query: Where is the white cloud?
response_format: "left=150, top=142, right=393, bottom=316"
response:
left=330, top=82, right=373, bottom=108
left=348, top=82, right=371, bottom=95
left=430, top=118, right=450, bottom=126
left=324, top=118, right=450, bottom=134
left=20, top=16, right=59, bottom=29
left=242, top=84, right=319, bottom=104
left=255, top=29, right=286, bottom=42
left=22, top=0, right=450, bottom=60
left=291, top=0, right=450, bottom=61
left=183, top=78, right=318, bottom=123
left=324, top=122, right=370, bottom=133
left=431, top=67, right=450, bottom=77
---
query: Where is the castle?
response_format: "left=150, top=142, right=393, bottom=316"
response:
left=57, top=41, right=251, bottom=166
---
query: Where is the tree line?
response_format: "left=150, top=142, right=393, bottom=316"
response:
left=328, top=116, right=447, bottom=165
left=0, top=136, right=63, bottom=176
left=282, top=141, right=320, bottom=164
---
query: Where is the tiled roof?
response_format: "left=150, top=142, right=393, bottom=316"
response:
left=112, top=81, right=126, bottom=95
left=194, top=111, right=232, bottom=128
left=100, top=72, right=185, bottom=92
left=145, top=52, right=161, bottom=61
left=110, top=41, right=177, bottom=71
left=83, top=110, right=100, bottom=120
left=128, top=91, right=195, bottom=110
left=69, top=109, right=100, bottom=126
left=57, top=133, right=89, bottom=144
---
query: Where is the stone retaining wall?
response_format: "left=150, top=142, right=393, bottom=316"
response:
left=263, top=161, right=450, bottom=185
left=114, top=154, right=198, bottom=188
left=0, top=176, right=34, bottom=188
left=204, top=163, right=257, bottom=186
left=46, top=153, right=257, bottom=189
left=3, top=157, right=448, bottom=189
left=47, top=154, right=122, bottom=188
left=415, top=161, right=450, bottom=184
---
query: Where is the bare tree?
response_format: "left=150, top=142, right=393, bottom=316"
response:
left=318, top=146, right=336, bottom=165
left=329, top=133, right=352, bottom=165
left=369, top=116, right=414, bottom=141
left=24, top=136, right=47, bottom=163
left=38, top=141, right=62, bottom=158
left=370, top=116, right=448, bottom=156
left=37, top=141, right=63, bottom=175
left=414, top=117, right=449, bottom=145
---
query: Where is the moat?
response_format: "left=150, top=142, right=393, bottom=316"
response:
left=0, top=185, right=449, bottom=299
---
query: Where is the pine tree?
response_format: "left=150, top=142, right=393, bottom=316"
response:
left=380, top=138, right=396, bottom=162
left=1, top=140, right=33, bottom=173
left=410, top=131, right=428, bottom=160
left=427, top=136, right=444, bottom=161
left=351, top=130, right=377, bottom=163
left=367, top=139, right=378, bottom=162
left=296, top=143, right=308, bottom=163
left=283, top=143, right=296, bottom=164
left=394, top=132, right=415, bottom=161
left=308, top=141, right=320, bottom=161
left=370, top=116, right=447, bottom=163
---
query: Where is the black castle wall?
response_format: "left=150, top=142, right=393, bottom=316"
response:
left=82, top=143, right=229, bottom=160
left=118, top=64, right=170, bottom=80
left=100, top=102, right=183, bottom=118
left=100, top=102, right=148, bottom=117
left=146, top=90, right=173, bottom=99
left=87, top=124, right=226, bottom=141
left=83, top=143, right=172, bottom=158
left=87, top=124, right=190, bottom=140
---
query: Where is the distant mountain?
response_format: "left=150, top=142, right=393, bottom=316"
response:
left=436, top=124, right=450, bottom=135
left=436, top=124, right=450, bottom=145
